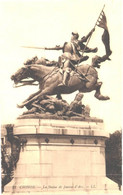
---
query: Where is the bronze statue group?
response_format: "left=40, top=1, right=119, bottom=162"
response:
left=11, top=10, right=112, bottom=118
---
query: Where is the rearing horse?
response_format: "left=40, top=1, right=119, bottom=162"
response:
left=11, top=64, right=109, bottom=108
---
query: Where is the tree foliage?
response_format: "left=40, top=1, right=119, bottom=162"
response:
left=105, top=130, right=122, bottom=187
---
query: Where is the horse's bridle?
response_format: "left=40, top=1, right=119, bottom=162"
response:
left=13, top=66, right=38, bottom=88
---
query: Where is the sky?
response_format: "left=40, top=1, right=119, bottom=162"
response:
left=0, top=0, right=122, bottom=133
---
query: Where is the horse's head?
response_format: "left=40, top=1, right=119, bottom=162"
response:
left=11, top=66, right=31, bottom=86
left=11, top=65, right=52, bottom=87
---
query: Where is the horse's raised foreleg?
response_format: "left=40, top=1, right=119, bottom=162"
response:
left=17, top=90, right=41, bottom=108
left=94, top=82, right=110, bottom=100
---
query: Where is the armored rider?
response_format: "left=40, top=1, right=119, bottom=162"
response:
left=70, top=28, right=97, bottom=58
left=59, top=28, right=98, bottom=86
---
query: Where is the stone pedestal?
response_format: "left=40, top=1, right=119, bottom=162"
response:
left=3, top=118, right=120, bottom=194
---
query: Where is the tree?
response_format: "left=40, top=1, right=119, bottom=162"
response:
left=105, top=130, right=122, bottom=189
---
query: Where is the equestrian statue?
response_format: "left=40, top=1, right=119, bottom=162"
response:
left=11, top=8, right=112, bottom=110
